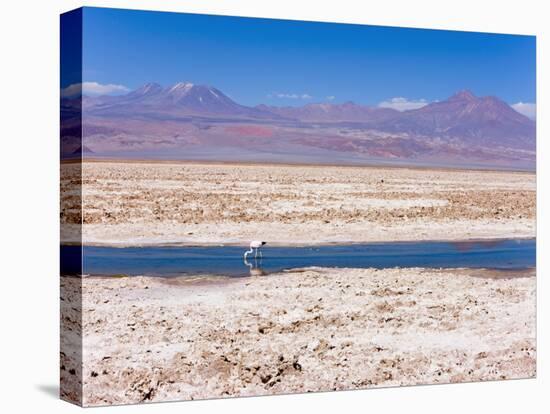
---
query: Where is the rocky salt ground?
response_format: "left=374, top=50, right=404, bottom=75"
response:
left=60, top=161, right=535, bottom=245
left=72, top=267, right=536, bottom=406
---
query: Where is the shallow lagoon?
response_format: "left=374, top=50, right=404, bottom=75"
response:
left=60, top=238, right=536, bottom=277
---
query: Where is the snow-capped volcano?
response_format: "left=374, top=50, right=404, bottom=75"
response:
left=162, top=83, right=240, bottom=112
left=82, top=82, right=278, bottom=119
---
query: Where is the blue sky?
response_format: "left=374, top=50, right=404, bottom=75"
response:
left=75, top=7, right=535, bottom=113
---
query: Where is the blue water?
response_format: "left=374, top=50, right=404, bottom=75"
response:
left=61, top=238, right=535, bottom=277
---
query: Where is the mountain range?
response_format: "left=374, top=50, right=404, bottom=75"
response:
left=61, top=82, right=536, bottom=169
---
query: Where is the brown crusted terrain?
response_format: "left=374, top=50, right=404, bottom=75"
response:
left=69, top=267, right=535, bottom=406
left=58, top=161, right=537, bottom=406
left=60, top=161, right=535, bottom=245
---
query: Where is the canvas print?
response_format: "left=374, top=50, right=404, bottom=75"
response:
left=60, top=7, right=536, bottom=406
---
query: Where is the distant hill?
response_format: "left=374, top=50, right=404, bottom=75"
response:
left=255, top=102, right=398, bottom=123
left=80, top=82, right=280, bottom=120
left=61, top=82, right=536, bottom=170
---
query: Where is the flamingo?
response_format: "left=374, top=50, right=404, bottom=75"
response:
left=244, top=240, right=266, bottom=260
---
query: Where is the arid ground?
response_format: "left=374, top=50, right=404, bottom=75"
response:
left=60, top=267, right=535, bottom=406
left=60, top=160, right=536, bottom=245
left=59, top=160, right=536, bottom=406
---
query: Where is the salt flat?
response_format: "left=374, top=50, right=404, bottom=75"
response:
left=60, top=161, right=536, bottom=245
left=59, top=267, right=535, bottom=406
left=59, top=160, right=537, bottom=406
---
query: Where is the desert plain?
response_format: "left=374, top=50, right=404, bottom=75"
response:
left=60, top=161, right=536, bottom=406
left=61, top=160, right=535, bottom=245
